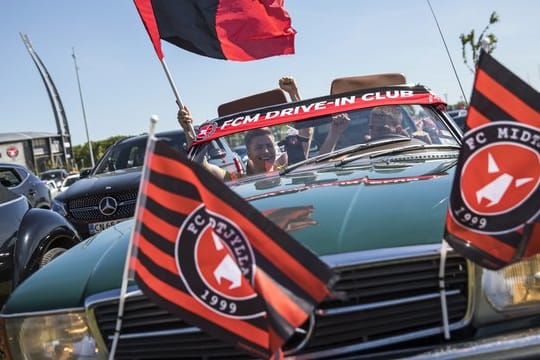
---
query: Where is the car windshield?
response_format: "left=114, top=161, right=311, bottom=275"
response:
left=93, top=132, right=187, bottom=175
left=190, top=104, right=460, bottom=180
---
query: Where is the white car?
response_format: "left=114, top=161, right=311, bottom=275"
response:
left=43, top=180, right=60, bottom=198
left=59, top=173, right=80, bottom=193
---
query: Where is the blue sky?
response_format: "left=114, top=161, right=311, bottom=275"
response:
left=1, top=1, right=538, bottom=146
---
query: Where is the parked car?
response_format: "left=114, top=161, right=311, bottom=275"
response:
left=39, top=168, right=69, bottom=188
left=451, top=114, right=467, bottom=131
left=3, top=75, right=539, bottom=359
left=0, top=183, right=80, bottom=306
left=447, top=109, right=467, bottom=131
left=43, top=179, right=60, bottom=198
left=52, top=129, right=242, bottom=239
left=59, top=173, right=80, bottom=192
left=0, top=162, right=52, bottom=208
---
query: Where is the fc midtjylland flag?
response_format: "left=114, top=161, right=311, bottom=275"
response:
left=445, top=50, right=540, bottom=270
left=133, top=0, right=296, bottom=61
left=129, top=137, right=336, bottom=358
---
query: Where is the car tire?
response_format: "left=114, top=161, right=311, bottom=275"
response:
left=40, top=247, right=67, bottom=268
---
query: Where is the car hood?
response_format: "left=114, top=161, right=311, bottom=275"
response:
left=3, top=155, right=458, bottom=312
left=55, top=168, right=142, bottom=202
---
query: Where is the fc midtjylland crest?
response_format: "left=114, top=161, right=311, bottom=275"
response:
left=450, top=121, right=540, bottom=234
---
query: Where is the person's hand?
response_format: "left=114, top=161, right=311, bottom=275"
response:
left=279, top=76, right=300, bottom=101
left=330, top=113, right=350, bottom=134
left=177, top=106, right=192, bottom=128
left=275, top=151, right=288, bottom=169
left=177, top=106, right=195, bottom=142
left=279, top=76, right=297, bottom=92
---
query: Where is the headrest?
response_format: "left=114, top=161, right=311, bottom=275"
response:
left=218, top=89, right=288, bottom=117
left=330, top=73, right=407, bottom=95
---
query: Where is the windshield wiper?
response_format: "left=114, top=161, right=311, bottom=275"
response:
left=279, top=137, right=411, bottom=175
left=338, top=143, right=461, bottom=166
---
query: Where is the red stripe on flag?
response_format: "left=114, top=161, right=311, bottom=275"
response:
left=135, top=233, right=178, bottom=275
left=524, top=223, right=540, bottom=258
left=137, top=207, right=179, bottom=244
left=144, top=180, right=200, bottom=215
left=133, top=0, right=164, bottom=59
left=215, top=0, right=295, bottom=61
left=476, top=69, right=540, bottom=126
left=445, top=214, right=514, bottom=263
left=134, top=257, right=270, bottom=349
left=466, top=106, right=491, bottom=128
left=254, top=270, right=308, bottom=328
left=152, top=154, right=331, bottom=301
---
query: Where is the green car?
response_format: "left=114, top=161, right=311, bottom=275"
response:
left=2, top=75, right=540, bottom=359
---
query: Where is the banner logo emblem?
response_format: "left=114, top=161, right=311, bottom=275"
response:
left=6, top=146, right=18, bottom=158
left=451, top=122, right=540, bottom=234
left=176, top=206, right=263, bottom=319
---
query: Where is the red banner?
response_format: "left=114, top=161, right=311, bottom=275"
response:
left=194, top=88, right=445, bottom=144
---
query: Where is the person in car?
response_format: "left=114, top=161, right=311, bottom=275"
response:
left=278, top=76, right=351, bottom=158
left=243, top=126, right=288, bottom=174
left=177, top=106, right=286, bottom=179
left=366, top=106, right=409, bottom=141
left=279, top=76, right=312, bottom=160
left=277, top=127, right=310, bottom=164
left=177, top=76, right=348, bottom=179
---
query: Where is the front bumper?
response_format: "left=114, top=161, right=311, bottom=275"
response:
left=408, top=326, right=540, bottom=359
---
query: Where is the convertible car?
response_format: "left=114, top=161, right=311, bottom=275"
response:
left=2, top=74, right=540, bottom=359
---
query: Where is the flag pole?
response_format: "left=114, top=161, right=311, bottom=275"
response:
left=438, top=239, right=451, bottom=339
left=426, top=0, right=469, bottom=107
left=108, top=115, right=159, bottom=360
left=159, top=58, right=197, bottom=140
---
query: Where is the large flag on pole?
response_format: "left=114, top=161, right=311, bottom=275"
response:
left=445, top=50, right=540, bottom=270
left=128, top=137, right=336, bottom=358
left=133, top=0, right=296, bottom=61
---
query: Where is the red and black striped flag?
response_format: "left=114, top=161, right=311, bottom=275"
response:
left=445, top=51, right=540, bottom=270
left=133, top=0, right=296, bottom=61
left=129, top=137, right=336, bottom=358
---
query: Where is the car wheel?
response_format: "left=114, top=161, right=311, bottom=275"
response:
left=40, top=247, right=67, bottom=268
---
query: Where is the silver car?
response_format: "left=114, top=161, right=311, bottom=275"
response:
left=0, top=162, right=52, bottom=208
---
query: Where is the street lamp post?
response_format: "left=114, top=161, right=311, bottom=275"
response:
left=72, top=48, right=95, bottom=169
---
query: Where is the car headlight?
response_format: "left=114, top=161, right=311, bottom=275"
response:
left=482, top=254, right=540, bottom=312
left=52, top=198, right=68, bottom=216
left=4, top=311, right=105, bottom=359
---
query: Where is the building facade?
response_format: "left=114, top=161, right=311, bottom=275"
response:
left=0, top=132, right=73, bottom=174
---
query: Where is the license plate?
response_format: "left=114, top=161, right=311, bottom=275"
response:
left=89, top=218, right=128, bottom=235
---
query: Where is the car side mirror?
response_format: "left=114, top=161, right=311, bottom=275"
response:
left=79, top=168, right=92, bottom=179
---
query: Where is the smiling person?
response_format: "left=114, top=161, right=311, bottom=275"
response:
left=244, top=127, right=287, bottom=174
left=177, top=106, right=286, bottom=180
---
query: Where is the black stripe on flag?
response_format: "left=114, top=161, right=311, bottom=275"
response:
left=471, top=90, right=516, bottom=122
left=147, top=167, right=202, bottom=202
left=480, top=53, right=540, bottom=111
left=144, top=196, right=188, bottom=229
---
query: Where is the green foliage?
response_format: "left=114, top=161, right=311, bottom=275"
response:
left=460, top=11, right=500, bottom=73
left=72, top=135, right=126, bottom=170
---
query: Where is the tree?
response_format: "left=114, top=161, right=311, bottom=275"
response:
left=72, top=135, right=125, bottom=170
left=460, top=11, right=500, bottom=73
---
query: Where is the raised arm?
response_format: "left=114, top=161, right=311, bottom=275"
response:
left=279, top=76, right=314, bottom=157
left=177, top=106, right=197, bottom=150
left=177, top=106, right=227, bottom=179
left=318, top=113, right=350, bottom=155
left=279, top=76, right=301, bottom=102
